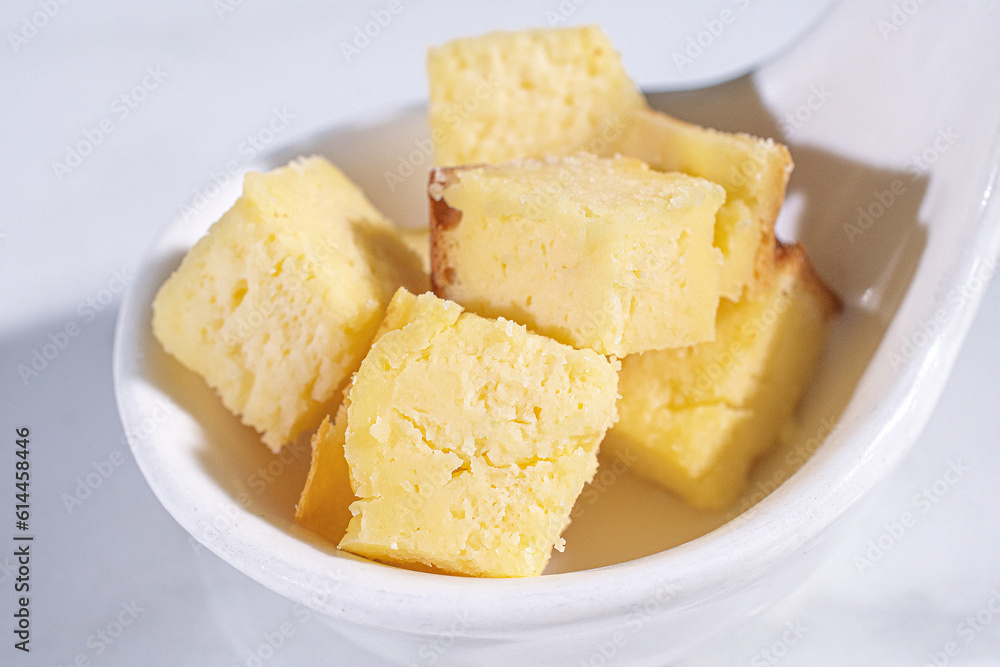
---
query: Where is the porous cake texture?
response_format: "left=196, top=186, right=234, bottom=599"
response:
left=428, top=25, right=645, bottom=166
left=319, top=288, right=619, bottom=577
left=430, top=154, right=725, bottom=356
left=152, top=156, right=426, bottom=452
left=426, top=25, right=791, bottom=302
left=602, top=243, right=840, bottom=509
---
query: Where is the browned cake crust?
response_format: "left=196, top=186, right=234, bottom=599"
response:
left=428, top=167, right=463, bottom=296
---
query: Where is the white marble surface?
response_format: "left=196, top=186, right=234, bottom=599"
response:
left=2, top=1, right=999, bottom=665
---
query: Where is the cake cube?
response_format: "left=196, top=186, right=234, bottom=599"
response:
left=313, top=288, right=619, bottom=577
left=152, top=156, right=426, bottom=452
left=616, top=108, right=793, bottom=301
left=429, top=154, right=726, bottom=356
left=602, top=243, right=840, bottom=509
left=428, top=25, right=645, bottom=166
left=293, top=406, right=354, bottom=545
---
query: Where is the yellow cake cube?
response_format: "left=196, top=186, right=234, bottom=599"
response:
left=152, top=156, right=426, bottom=452
left=429, top=154, right=725, bottom=356
left=428, top=25, right=645, bottom=166
left=602, top=243, right=840, bottom=509
left=311, top=288, right=619, bottom=577
left=616, top=108, right=793, bottom=300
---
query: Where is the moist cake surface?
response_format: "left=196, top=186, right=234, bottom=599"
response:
left=152, top=156, right=426, bottom=451
left=430, top=154, right=725, bottom=356
left=428, top=25, right=645, bottom=166
left=332, top=289, right=619, bottom=577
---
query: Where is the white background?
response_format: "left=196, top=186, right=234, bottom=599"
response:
left=2, top=1, right=999, bottom=665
